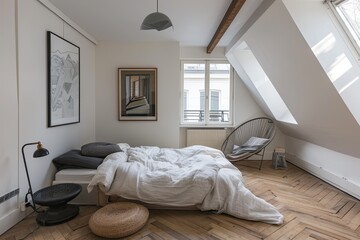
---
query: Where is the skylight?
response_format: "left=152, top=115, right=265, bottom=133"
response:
left=233, top=43, right=297, bottom=125
left=330, top=0, right=360, bottom=55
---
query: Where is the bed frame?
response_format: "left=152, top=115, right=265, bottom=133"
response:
left=97, top=187, right=198, bottom=210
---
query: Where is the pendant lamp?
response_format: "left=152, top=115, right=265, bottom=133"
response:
left=141, top=0, right=173, bottom=31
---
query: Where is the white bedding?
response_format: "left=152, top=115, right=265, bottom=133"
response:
left=88, top=144, right=283, bottom=224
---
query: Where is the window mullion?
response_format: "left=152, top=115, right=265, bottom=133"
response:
left=229, top=67, right=234, bottom=125
left=332, top=0, right=347, bottom=5
left=180, top=62, right=185, bottom=123
left=204, top=61, right=210, bottom=125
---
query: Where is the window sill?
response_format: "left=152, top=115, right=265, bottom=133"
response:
left=179, top=124, right=234, bottom=129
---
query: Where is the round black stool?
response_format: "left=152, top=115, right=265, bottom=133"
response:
left=33, top=183, right=82, bottom=226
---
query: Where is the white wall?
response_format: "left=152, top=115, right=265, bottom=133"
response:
left=281, top=0, right=360, bottom=199
left=0, top=0, right=96, bottom=234
left=95, top=44, right=284, bottom=153
left=286, top=136, right=360, bottom=199
left=95, top=42, right=180, bottom=148
left=0, top=0, right=21, bottom=234
left=283, top=0, right=360, bottom=124
left=226, top=0, right=360, bottom=196
left=180, top=46, right=227, bottom=60
left=18, top=0, right=96, bottom=188
left=228, top=0, right=360, bottom=156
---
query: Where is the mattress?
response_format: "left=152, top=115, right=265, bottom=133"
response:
left=53, top=169, right=98, bottom=205
left=54, top=169, right=97, bottom=182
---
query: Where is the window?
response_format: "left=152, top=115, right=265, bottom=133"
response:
left=329, top=0, right=360, bottom=55
left=234, top=42, right=297, bottom=124
left=181, top=61, right=232, bottom=125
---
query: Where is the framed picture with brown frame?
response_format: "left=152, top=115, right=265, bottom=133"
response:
left=118, top=68, right=157, bottom=121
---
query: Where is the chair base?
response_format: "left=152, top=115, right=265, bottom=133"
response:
left=233, top=160, right=264, bottom=170
left=228, top=148, right=266, bottom=170
left=36, top=204, right=79, bottom=226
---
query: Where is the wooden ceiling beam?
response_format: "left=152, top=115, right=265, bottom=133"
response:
left=207, top=0, right=246, bottom=54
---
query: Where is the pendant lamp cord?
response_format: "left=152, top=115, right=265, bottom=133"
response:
left=157, top=0, right=158, bottom=12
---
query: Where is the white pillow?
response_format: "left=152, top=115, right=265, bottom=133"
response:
left=117, top=143, right=131, bottom=152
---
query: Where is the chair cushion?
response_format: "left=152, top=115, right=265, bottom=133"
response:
left=232, top=137, right=269, bottom=154
left=89, top=202, right=149, bottom=238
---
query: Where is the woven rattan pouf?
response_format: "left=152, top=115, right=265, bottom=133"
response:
left=89, top=202, right=149, bottom=238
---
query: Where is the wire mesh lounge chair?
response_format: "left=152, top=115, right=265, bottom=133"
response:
left=221, top=117, right=276, bottom=170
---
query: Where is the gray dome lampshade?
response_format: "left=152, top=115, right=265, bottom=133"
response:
left=141, top=0, right=173, bottom=31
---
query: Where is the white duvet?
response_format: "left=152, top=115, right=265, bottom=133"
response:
left=88, top=144, right=283, bottom=224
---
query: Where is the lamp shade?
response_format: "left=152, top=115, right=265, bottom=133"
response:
left=33, top=143, right=49, bottom=158
left=141, top=12, right=173, bottom=31
left=140, top=0, right=173, bottom=31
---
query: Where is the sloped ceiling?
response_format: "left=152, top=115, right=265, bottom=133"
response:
left=227, top=0, right=360, bottom=158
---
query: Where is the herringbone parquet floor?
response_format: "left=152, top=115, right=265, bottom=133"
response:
left=1, top=161, right=360, bottom=239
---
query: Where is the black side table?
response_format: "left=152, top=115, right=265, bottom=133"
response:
left=33, top=183, right=82, bottom=226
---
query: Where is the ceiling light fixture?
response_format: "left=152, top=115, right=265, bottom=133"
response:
left=140, top=0, right=173, bottom=31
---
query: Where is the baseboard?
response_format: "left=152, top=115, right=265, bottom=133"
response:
left=286, top=153, right=360, bottom=200
left=0, top=207, right=31, bottom=235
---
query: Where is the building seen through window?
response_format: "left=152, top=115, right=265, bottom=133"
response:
left=181, top=62, right=232, bottom=125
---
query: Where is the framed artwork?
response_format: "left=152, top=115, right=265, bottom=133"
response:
left=47, top=31, right=80, bottom=127
left=118, top=68, right=157, bottom=121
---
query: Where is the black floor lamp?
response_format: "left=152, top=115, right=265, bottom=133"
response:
left=21, top=141, right=49, bottom=211
left=21, top=141, right=82, bottom=226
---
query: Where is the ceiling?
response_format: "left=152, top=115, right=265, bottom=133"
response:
left=48, top=0, right=263, bottom=46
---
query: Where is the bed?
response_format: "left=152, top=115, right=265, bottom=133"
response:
left=87, top=143, right=283, bottom=224
left=53, top=169, right=99, bottom=205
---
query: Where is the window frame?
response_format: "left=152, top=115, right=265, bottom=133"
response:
left=327, top=0, right=360, bottom=59
left=183, top=89, right=189, bottom=111
left=180, top=60, right=234, bottom=127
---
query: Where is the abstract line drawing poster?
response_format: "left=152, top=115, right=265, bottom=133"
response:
left=47, top=31, right=80, bottom=127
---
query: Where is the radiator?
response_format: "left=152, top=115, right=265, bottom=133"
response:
left=186, top=129, right=227, bottom=150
